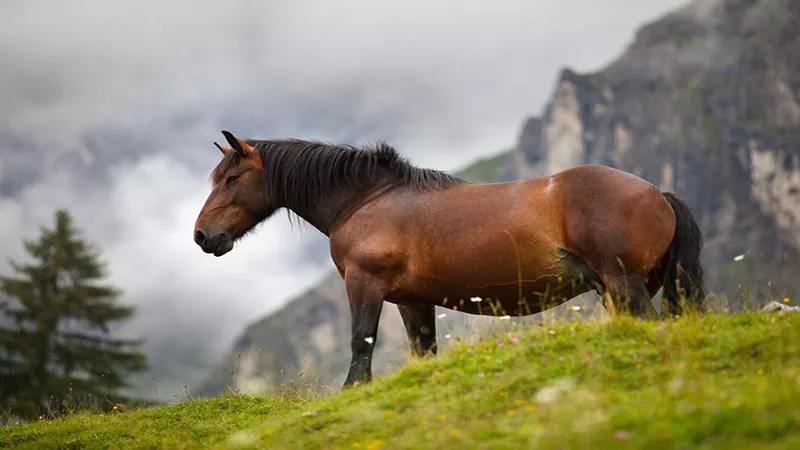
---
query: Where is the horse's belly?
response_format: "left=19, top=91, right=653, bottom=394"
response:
left=388, top=248, right=602, bottom=316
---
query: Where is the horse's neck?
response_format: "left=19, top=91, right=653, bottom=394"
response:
left=285, top=181, right=392, bottom=237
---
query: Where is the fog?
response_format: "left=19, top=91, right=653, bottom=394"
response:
left=0, top=0, right=690, bottom=398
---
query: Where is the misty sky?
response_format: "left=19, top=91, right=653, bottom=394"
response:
left=0, top=0, right=691, bottom=398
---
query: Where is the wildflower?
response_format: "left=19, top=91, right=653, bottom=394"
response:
left=507, top=409, right=517, bottom=417
left=366, top=439, right=385, bottom=450
left=614, top=430, right=629, bottom=440
left=438, top=414, right=447, bottom=422
left=500, top=315, right=511, bottom=320
left=758, top=368, right=764, bottom=376
left=548, top=329, right=556, bottom=335
left=784, top=297, right=791, bottom=304
left=437, top=313, right=447, bottom=319
left=496, top=339, right=504, bottom=348
left=449, top=429, right=461, bottom=438
left=499, top=391, right=507, bottom=396
left=383, top=410, right=395, bottom=419
left=264, top=428, right=273, bottom=436
left=569, top=305, right=582, bottom=311
left=364, top=336, right=374, bottom=344
left=444, top=334, right=452, bottom=339
left=470, top=297, right=482, bottom=302
left=635, top=363, right=642, bottom=371
left=510, top=335, right=520, bottom=344
left=733, top=254, right=745, bottom=262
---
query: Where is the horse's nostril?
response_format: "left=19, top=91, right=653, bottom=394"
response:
left=194, top=229, right=206, bottom=245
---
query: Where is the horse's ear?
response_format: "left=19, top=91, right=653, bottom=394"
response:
left=221, top=130, right=252, bottom=157
left=213, top=142, right=231, bottom=155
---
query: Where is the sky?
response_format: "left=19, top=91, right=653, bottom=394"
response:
left=0, top=0, right=691, bottom=399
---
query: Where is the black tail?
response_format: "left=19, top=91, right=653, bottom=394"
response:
left=660, top=192, right=706, bottom=316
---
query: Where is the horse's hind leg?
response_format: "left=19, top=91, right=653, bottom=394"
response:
left=397, top=304, right=437, bottom=357
left=602, top=273, right=658, bottom=319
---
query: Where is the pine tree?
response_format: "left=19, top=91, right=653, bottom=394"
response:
left=0, top=209, right=148, bottom=419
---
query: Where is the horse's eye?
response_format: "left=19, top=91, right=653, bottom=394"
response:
left=225, top=175, right=240, bottom=185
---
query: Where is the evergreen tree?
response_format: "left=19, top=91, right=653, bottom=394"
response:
left=0, top=209, right=148, bottom=419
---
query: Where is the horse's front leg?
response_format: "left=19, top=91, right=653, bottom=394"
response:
left=343, top=269, right=387, bottom=388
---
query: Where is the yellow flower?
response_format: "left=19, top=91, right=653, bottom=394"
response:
left=449, top=429, right=461, bottom=437
left=383, top=410, right=395, bottom=419
left=635, top=363, right=642, bottom=371
left=498, top=391, right=507, bottom=397
left=264, top=428, right=273, bottom=436
left=758, top=368, right=764, bottom=376
left=366, top=439, right=385, bottom=450
left=352, top=442, right=361, bottom=448
left=438, top=414, right=447, bottom=422
left=526, top=404, right=535, bottom=411
left=514, top=399, right=524, bottom=406
left=784, top=297, right=791, bottom=304
left=507, top=409, right=517, bottom=417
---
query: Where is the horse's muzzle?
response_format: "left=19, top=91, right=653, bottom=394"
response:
left=194, top=229, right=234, bottom=257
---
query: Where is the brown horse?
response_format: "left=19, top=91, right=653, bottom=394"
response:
left=194, top=130, right=706, bottom=387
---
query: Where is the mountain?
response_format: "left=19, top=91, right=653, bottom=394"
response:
left=497, top=0, right=800, bottom=307
left=198, top=0, right=800, bottom=397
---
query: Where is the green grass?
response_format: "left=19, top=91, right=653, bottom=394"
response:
left=4, top=311, right=800, bottom=449
left=454, top=150, right=511, bottom=183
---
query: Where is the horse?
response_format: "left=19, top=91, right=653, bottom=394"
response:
left=193, top=130, right=706, bottom=387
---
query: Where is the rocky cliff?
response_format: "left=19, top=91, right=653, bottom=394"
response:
left=499, top=0, right=800, bottom=306
left=199, top=0, right=800, bottom=396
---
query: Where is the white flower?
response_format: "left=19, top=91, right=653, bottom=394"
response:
left=733, top=254, right=745, bottom=262
left=500, top=315, right=511, bottom=320
left=569, top=305, right=582, bottom=311
left=470, top=297, right=482, bottom=303
left=364, top=336, right=374, bottom=344
left=437, top=313, right=447, bottom=319
left=444, top=334, right=452, bottom=339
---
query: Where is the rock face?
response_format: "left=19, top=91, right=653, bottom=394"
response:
left=500, top=0, right=800, bottom=307
left=199, top=0, right=800, bottom=396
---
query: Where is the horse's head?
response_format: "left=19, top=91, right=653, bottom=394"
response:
left=193, top=130, right=275, bottom=257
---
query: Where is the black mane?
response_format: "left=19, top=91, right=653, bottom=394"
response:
left=227, top=139, right=465, bottom=212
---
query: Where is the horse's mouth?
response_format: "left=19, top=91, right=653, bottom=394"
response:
left=198, top=233, right=234, bottom=257
left=211, top=238, right=234, bottom=257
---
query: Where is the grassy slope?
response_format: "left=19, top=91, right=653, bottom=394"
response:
left=454, top=150, right=511, bottom=183
left=5, top=311, right=800, bottom=449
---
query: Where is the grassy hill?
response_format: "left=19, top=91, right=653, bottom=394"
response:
left=5, top=311, right=800, bottom=449
left=454, top=150, right=511, bottom=183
